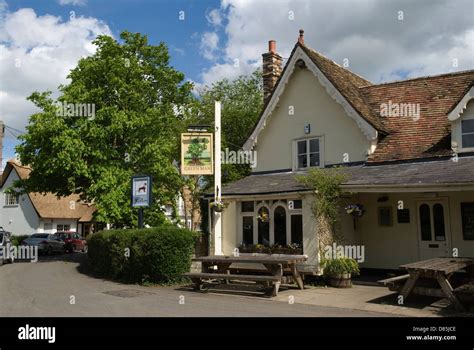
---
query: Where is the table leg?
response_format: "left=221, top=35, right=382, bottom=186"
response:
left=436, top=273, right=466, bottom=312
left=400, top=270, right=421, bottom=301
left=290, top=263, right=304, bottom=290
left=216, top=262, right=232, bottom=284
left=263, top=264, right=283, bottom=297
left=201, top=262, right=211, bottom=273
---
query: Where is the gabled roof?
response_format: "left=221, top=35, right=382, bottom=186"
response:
left=299, top=44, right=387, bottom=133
left=244, top=43, right=384, bottom=150
left=1, top=160, right=96, bottom=221
left=244, top=40, right=474, bottom=163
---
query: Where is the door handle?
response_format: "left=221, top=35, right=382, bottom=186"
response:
left=428, top=244, right=439, bottom=248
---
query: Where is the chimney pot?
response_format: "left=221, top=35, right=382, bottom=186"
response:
left=268, top=40, right=276, bottom=53
left=298, top=29, right=305, bottom=45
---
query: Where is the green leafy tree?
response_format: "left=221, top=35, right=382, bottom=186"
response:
left=15, top=31, right=193, bottom=227
left=191, top=70, right=263, bottom=185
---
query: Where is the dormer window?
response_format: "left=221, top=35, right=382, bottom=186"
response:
left=448, top=87, right=474, bottom=153
left=461, top=119, right=474, bottom=148
left=294, top=137, right=323, bottom=170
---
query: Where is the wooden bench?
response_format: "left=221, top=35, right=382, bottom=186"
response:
left=378, top=274, right=410, bottom=292
left=184, top=272, right=282, bottom=297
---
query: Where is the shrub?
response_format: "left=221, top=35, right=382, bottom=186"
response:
left=87, top=226, right=198, bottom=284
left=10, top=235, right=30, bottom=246
left=323, top=258, right=360, bottom=276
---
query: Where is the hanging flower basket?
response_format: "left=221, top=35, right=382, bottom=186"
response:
left=210, top=201, right=227, bottom=212
left=344, top=204, right=365, bottom=218
left=257, top=208, right=269, bottom=222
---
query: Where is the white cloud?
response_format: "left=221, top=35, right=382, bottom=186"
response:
left=200, top=31, right=220, bottom=60
left=206, top=8, right=222, bottom=27
left=58, top=0, right=87, bottom=6
left=0, top=7, right=111, bottom=145
left=198, top=0, right=474, bottom=86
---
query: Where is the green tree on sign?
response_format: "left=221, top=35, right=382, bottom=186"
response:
left=186, top=138, right=208, bottom=165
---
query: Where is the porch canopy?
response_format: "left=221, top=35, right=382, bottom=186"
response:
left=212, top=156, right=474, bottom=197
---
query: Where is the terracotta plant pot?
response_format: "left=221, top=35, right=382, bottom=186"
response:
left=328, top=273, right=352, bottom=288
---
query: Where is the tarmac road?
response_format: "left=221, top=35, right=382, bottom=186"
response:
left=0, top=254, right=394, bottom=317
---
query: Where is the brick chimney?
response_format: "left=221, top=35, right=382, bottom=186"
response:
left=0, top=121, right=4, bottom=174
left=262, top=40, right=283, bottom=104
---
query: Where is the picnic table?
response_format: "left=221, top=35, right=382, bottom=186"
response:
left=379, top=257, right=474, bottom=311
left=184, top=254, right=307, bottom=297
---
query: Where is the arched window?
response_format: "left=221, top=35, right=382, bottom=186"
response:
left=433, top=203, right=446, bottom=241
left=419, top=204, right=431, bottom=241
left=274, top=206, right=287, bottom=246
left=257, top=206, right=270, bottom=246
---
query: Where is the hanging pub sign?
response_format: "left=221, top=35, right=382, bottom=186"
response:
left=181, top=133, right=213, bottom=175
left=131, top=175, right=152, bottom=208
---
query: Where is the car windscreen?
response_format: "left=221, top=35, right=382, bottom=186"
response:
left=30, top=234, right=49, bottom=239
left=0, top=233, right=3, bottom=243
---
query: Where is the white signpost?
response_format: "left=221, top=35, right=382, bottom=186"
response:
left=214, top=101, right=223, bottom=255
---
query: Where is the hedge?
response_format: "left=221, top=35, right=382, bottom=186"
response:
left=10, top=235, right=30, bottom=246
left=87, top=226, right=198, bottom=284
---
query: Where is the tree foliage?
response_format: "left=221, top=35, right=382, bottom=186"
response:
left=191, top=70, right=263, bottom=186
left=296, top=168, right=348, bottom=253
left=16, top=31, right=193, bottom=226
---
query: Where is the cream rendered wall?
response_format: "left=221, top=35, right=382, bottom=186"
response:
left=355, top=193, right=419, bottom=269
left=253, top=67, right=371, bottom=173
left=355, top=191, right=474, bottom=269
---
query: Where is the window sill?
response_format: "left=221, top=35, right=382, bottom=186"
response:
left=456, top=147, right=474, bottom=153
left=3, top=205, right=19, bottom=208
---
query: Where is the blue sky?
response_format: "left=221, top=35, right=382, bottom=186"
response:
left=0, top=0, right=473, bottom=165
left=6, top=0, right=222, bottom=83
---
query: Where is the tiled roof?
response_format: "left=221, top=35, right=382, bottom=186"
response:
left=1, top=160, right=96, bottom=221
left=361, top=72, right=474, bottom=162
left=217, top=156, right=474, bottom=197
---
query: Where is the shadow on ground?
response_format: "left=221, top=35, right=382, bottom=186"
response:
left=367, top=291, right=473, bottom=317
left=177, top=281, right=296, bottom=299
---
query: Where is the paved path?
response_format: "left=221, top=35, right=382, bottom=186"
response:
left=0, top=254, right=394, bottom=317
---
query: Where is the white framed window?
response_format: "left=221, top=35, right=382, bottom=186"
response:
left=4, top=193, right=19, bottom=206
left=461, top=118, right=474, bottom=148
left=452, top=99, right=474, bottom=153
left=294, top=137, right=323, bottom=170
left=238, top=199, right=303, bottom=247
left=56, top=224, right=71, bottom=232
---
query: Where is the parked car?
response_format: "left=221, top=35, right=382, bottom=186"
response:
left=55, top=231, right=87, bottom=253
left=0, top=231, right=14, bottom=265
left=22, top=233, right=65, bottom=255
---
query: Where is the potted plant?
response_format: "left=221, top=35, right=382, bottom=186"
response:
left=323, top=257, right=360, bottom=288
